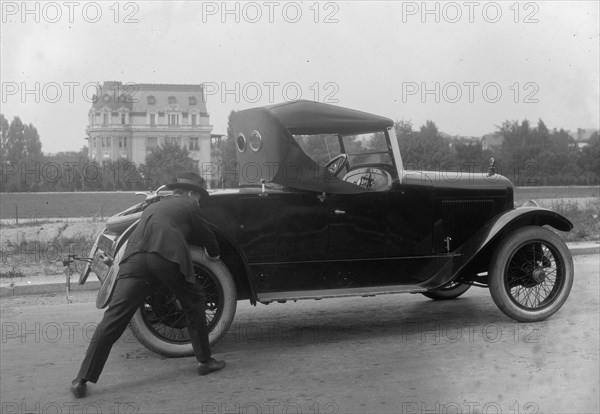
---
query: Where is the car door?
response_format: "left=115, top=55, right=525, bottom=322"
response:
left=248, top=190, right=330, bottom=294
left=325, top=191, right=390, bottom=288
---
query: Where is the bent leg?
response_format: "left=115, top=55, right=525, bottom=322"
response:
left=147, top=254, right=211, bottom=363
left=77, top=273, right=150, bottom=383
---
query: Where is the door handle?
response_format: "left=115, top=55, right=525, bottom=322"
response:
left=334, top=209, right=346, bottom=215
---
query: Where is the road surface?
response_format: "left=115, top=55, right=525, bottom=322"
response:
left=1, top=255, right=598, bottom=414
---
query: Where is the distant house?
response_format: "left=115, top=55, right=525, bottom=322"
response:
left=481, top=132, right=504, bottom=152
left=568, top=128, right=599, bottom=148
left=85, top=81, right=213, bottom=174
left=440, top=132, right=480, bottom=149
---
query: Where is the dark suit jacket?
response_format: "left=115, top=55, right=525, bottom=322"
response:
left=120, top=195, right=220, bottom=283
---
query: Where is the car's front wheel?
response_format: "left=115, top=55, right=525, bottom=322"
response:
left=489, top=226, right=573, bottom=322
left=128, top=247, right=237, bottom=357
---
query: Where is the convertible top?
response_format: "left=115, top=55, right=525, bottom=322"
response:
left=232, top=101, right=393, bottom=194
left=265, top=100, right=394, bottom=135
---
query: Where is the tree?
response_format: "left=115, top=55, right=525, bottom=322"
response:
left=579, top=132, right=600, bottom=185
left=0, top=116, right=43, bottom=165
left=395, top=119, right=454, bottom=171
left=144, top=141, right=195, bottom=189
left=0, top=114, right=9, bottom=161
left=24, top=123, right=42, bottom=157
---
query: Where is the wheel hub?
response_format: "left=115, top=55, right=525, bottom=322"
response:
left=532, top=268, right=546, bottom=283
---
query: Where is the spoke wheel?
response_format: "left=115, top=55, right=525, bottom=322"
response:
left=489, top=226, right=573, bottom=322
left=139, top=265, right=224, bottom=344
left=129, top=247, right=236, bottom=357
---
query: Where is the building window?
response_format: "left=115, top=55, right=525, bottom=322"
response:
left=189, top=96, right=197, bottom=105
left=191, top=114, right=197, bottom=126
left=165, top=136, right=182, bottom=146
left=147, top=96, right=156, bottom=105
left=147, top=137, right=158, bottom=151
left=121, top=113, right=127, bottom=125
left=168, top=114, right=179, bottom=126
left=103, top=114, right=108, bottom=126
left=168, top=96, right=176, bottom=104
left=150, top=113, right=156, bottom=126
left=189, top=137, right=199, bottom=150
left=119, top=137, right=128, bottom=148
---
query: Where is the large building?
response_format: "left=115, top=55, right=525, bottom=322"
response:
left=85, top=81, right=213, bottom=172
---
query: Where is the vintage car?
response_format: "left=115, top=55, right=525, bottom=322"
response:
left=81, top=100, right=574, bottom=357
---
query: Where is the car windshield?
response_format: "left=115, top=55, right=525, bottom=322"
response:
left=294, top=131, right=393, bottom=169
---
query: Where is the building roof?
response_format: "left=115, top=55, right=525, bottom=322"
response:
left=91, top=81, right=208, bottom=114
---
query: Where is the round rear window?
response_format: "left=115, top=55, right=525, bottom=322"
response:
left=249, top=130, right=262, bottom=152
left=236, top=133, right=246, bottom=153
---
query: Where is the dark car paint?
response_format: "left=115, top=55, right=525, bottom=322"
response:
left=105, top=101, right=572, bottom=303
left=190, top=167, right=572, bottom=301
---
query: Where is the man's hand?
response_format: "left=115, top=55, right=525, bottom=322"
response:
left=205, top=247, right=220, bottom=261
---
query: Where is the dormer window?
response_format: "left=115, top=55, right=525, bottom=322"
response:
left=147, top=96, right=156, bottom=105
left=168, top=114, right=180, bottom=126
left=168, top=96, right=177, bottom=105
left=189, top=96, right=197, bottom=105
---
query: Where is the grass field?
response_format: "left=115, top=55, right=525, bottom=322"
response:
left=0, top=192, right=142, bottom=221
left=514, top=186, right=599, bottom=200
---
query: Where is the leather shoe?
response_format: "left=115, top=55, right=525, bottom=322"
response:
left=70, top=378, right=87, bottom=398
left=198, top=358, right=226, bottom=376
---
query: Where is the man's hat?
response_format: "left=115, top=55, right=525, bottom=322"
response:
left=166, top=171, right=209, bottom=198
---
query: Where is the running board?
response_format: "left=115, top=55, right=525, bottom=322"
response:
left=257, top=285, right=427, bottom=303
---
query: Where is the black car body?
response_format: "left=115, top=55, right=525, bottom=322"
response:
left=83, top=100, right=574, bottom=356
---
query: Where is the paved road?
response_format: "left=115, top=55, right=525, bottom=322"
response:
left=1, top=255, right=598, bottom=414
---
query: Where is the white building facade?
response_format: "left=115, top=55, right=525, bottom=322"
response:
left=86, top=82, right=213, bottom=173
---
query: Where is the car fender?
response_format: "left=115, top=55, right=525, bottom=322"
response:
left=425, top=207, right=573, bottom=288
left=114, top=218, right=141, bottom=253
left=114, top=219, right=257, bottom=302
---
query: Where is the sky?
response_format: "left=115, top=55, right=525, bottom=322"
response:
left=1, top=0, right=599, bottom=154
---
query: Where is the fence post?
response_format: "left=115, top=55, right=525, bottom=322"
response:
left=15, top=205, right=18, bottom=225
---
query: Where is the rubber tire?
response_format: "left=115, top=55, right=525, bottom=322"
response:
left=128, top=247, right=237, bottom=357
left=422, top=282, right=471, bottom=300
left=489, top=226, right=574, bottom=322
left=106, top=211, right=142, bottom=234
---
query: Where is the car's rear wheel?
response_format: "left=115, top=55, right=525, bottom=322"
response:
left=422, top=281, right=471, bottom=300
left=489, top=226, right=573, bottom=322
left=128, top=247, right=236, bottom=357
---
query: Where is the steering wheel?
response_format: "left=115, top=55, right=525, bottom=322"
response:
left=324, top=154, right=348, bottom=176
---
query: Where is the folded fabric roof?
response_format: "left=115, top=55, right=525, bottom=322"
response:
left=264, top=100, right=394, bottom=135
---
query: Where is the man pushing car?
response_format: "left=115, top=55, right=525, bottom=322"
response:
left=71, top=171, right=225, bottom=398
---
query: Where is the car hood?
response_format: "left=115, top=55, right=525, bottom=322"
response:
left=403, top=170, right=513, bottom=191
